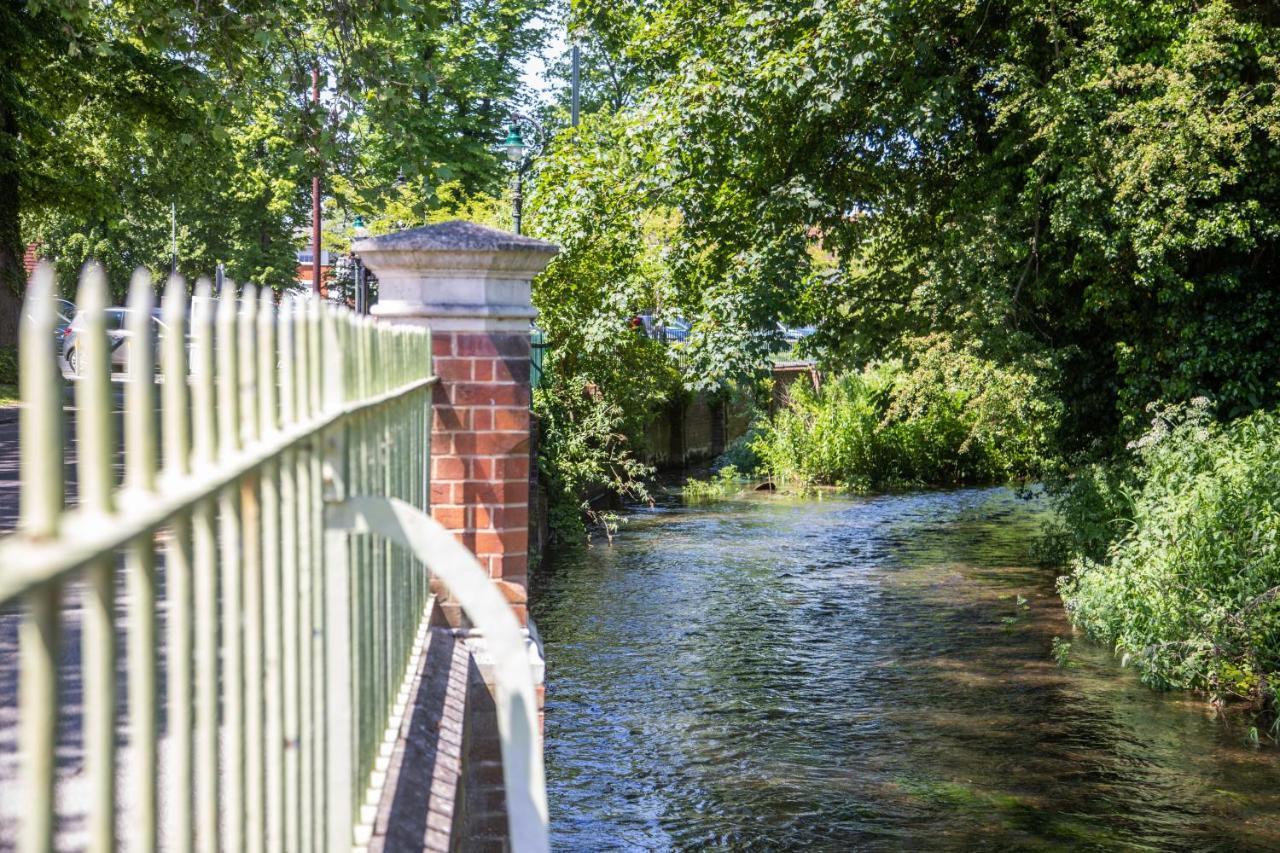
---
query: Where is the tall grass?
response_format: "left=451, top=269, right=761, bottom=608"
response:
left=753, top=335, right=1061, bottom=490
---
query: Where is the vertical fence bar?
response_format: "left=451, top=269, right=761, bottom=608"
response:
left=306, top=298, right=327, bottom=848
left=124, top=271, right=159, bottom=852
left=238, top=287, right=265, bottom=853
left=355, top=319, right=372, bottom=801
left=294, top=297, right=314, bottom=853
left=216, top=285, right=245, bottom=853
left=18, top=265, right=64, bottom=853
left=322, top=308, right=354, bottom=850
left=76, top=265, right=118, bottom=853
left=190, top=279, right=221, bottom=853
left=161, top=275, right=194, bottom=853
left=278, top=302, right=301, bottom=853
left=259, top=289, right=284, bottom=853
left=9, top=275, right=440, bottom=852
left=424, top=328, right=433, bottom=512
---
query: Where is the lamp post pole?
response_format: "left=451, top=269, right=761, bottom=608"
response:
left=571, top=44, right=580, bottom=127
left=311, top=65, right=323, bottom=297
left=502, top=116, right=540, bottom=236
left=513, top=168, right=524, bottom=236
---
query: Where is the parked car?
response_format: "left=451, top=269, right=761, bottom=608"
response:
left=781, top=324, right=817, bottom=344
left=62, top=308, right=168, bottom=376
left=54, top=299, right=75, bottom=325
left=631, top=313, right=691, bottom=343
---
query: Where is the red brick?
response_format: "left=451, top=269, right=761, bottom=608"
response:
left=453, top=383, right=530, bottom=407
left=473, top=504, right=529, bottom=530
left=470, top=456, right=529, bottom=482
left=496, top=455, right=529, bottom=480
left=492, top=407, right=530, bottom=432
left=492, top=357, right=531, bottom=385
left=430, top=482, right=454, bottom=505
left=458, top=480, right=525, bottom=505
left=432, top=505, right=466, bottom=529
left=495, top=554, right=528, bottom=577
left=432, top=335, right=454, bottom=357
left=474, top=433, right=530, bottom=456
left=431, top=357, right=473, bottom=381
left=432, top=406, right=468, bottom=433
left=471, top=408, right=493, bottom=431
left=450, top=433, right=476, bottom=455
left=473, top=529, right=527, bottom=555
left=469, top=457, right=495, bottom=480
left=473, top=359, right=494, bottom=382
left=431, top=456, right=466, bottom=480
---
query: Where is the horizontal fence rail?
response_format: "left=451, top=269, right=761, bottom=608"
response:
left=0, top=262, right=529, bottom=851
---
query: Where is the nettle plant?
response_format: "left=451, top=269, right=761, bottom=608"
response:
left=1059, top=399, right=1280, bottom=706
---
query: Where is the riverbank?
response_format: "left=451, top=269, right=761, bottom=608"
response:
left=532, top=488, right=1280, bottom=849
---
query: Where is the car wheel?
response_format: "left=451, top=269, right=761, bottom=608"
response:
left=66, top=347, right=79, bottom=375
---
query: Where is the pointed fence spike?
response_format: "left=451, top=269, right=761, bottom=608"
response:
left=73, top=261, right=118, bottom=853
left=125, top=268, right=156, bottom=492
left=161, top=274, right=191, bottom=477
left=19, top=263, right=64, bottom=536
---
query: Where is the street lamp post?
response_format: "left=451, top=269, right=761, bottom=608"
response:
left=502, top=122, right=528, bottom=235
left=352, top=215, right=369, bottom=314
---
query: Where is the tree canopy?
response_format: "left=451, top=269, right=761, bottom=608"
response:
left=530, top=0, right=1280, bottom=449
left=0, top=0, right=544, bottom=343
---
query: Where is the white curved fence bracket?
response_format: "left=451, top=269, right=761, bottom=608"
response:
left=327, top=495, right=550, bottom=853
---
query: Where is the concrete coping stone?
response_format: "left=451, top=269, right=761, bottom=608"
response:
left=352, top=220, right=557, bottom=255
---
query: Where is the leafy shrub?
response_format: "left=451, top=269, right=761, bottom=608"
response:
left=714, top=418, right=766, bottom=475
left=1057, top=400, right=1280, bottom=705
left=534, top=377, right=654, bottom=544
left=682, top=465, right=744, bottom=503
left=1036, top=458, right=1137, bottom=566
left=0, top=345, right=17, bottom=386
left=752, top=336, right=1061, bottom=489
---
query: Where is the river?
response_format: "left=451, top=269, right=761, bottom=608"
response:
left=531, top=487, right=1280, bottom=851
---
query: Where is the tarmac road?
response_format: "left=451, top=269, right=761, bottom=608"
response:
left=0, top=380, right=164, bottom=850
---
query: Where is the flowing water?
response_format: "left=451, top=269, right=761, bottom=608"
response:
left=531, top=487, right=1280, bottom=851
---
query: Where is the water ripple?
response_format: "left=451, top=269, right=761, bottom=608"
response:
left=533, top=487, right=1280, bottom=851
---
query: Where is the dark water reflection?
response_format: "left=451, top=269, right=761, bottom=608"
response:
left=531, top=488, right=1280, bottom=851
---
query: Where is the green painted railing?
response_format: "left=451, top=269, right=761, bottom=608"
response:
left=0, top=264, right=548, bottom=852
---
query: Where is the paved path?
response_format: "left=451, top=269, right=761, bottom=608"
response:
left=0, top=382, right=156, bottom=849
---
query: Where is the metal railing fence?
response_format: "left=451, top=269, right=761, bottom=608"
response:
left=0, top=264, right=548, bottom=852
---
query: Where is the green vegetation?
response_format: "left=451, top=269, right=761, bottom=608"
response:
left=0, top=345, right=16, bottom=386
left=1057, top=401, right=1280, bottom=706
left=527, top=0, right=1280, bottom=712
left=6, top=0, right=1275, bottom=713
left=752, top=337, right=1060, bottom=490
left=681, top=466, right=746, bottom=503
left=533, top=377, right=654, bottom=544
left=2, top=0, right=543, bottom=333
left=535, top=0, right=1280, bottom=445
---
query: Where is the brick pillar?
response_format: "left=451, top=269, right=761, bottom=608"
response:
left=353, top=220, right=557, bottom=621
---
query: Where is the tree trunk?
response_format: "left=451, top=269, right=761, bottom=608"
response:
left=0, top=109, right=23, bottom=350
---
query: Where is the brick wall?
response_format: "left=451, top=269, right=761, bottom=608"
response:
left=428, top=330, right=534, bottom=623
left=22, top=243, right=41, bottom=276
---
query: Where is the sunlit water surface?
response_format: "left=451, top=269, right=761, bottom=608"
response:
left=532, top=488, right=1280, bottom=851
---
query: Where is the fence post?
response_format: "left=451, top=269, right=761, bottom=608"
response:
left=353, top=220, right=557, bottom=624
left=321, top=306, right=355, bottom=851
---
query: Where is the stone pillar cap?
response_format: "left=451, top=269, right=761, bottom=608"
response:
left=353, top=220, right=558, bottom=331
left=352, top=219, right=558, bottom=255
